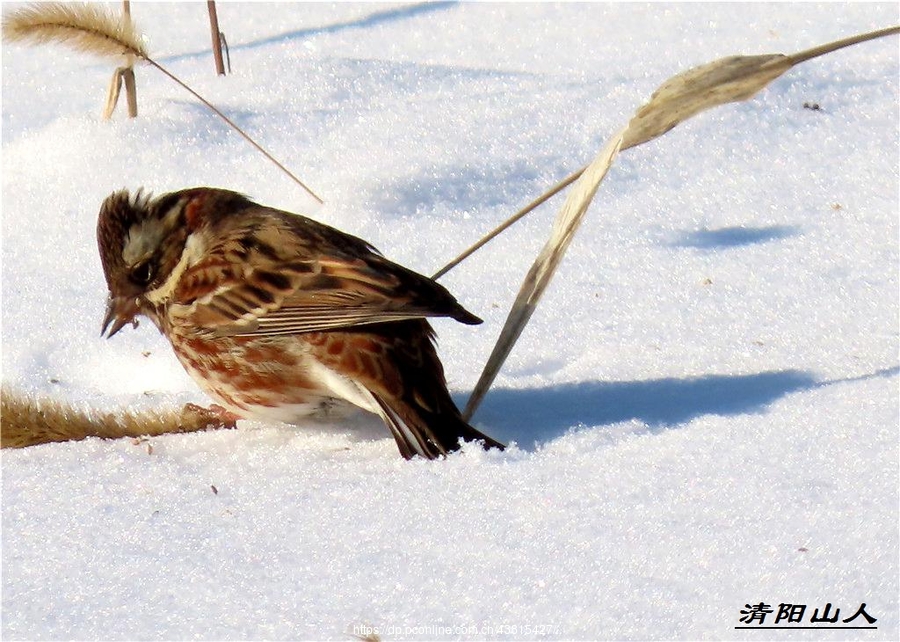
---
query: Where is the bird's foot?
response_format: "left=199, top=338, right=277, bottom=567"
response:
left=179, top=403, right=239, bottom=432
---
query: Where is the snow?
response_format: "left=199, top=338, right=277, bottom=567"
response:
left=2, top=2, right=898, bottom=640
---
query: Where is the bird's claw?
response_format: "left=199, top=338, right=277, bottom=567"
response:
left=179, top=403, right=239, bottom=431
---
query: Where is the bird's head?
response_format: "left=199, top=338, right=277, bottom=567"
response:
left=96, top=188, right=192, bottom=337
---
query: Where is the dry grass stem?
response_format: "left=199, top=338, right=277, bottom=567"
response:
left=431, top=168, right=582, bottom=280
left=2, top=2, right=322, bottom=204
left=436, top=26, right=899, bottom=282
left=463, top=130, right=625, bottom=418
left=788, top=25, right=899, bottom=65
left=1, top=388, right=235, bottom=449
left=462, top=25, right=899, bottom=418
left=102, top=67, right=125, bottom=120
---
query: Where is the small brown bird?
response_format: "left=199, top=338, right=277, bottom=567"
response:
left=96, top=187, right=503, bottom=459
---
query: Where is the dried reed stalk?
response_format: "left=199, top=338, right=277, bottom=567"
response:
left=121, top=1, right=138, bottom=118
left=207, top=1, right=226, bottom=76
left=438, top=26, right=899, bottom=282
left=462, top=25, right=899, bottom=419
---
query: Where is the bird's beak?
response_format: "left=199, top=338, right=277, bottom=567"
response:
left=101, top=295, right=140, bottom=339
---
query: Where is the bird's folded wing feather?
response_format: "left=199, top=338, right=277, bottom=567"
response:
left=170, top=255, right=473, bottom=338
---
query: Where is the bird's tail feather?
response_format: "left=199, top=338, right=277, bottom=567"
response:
left=373, top=394, right=504, bottom=460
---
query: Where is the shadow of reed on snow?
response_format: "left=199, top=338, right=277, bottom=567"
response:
left=468, top=369, right=820, bottom=449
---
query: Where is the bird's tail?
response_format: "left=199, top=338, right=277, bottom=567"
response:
left=373, top=393, right=504, bottom=460
left=337, top=319, right=505, bottom=460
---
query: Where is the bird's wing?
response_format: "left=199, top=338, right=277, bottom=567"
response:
left=168, top=216, right=480, bottom=338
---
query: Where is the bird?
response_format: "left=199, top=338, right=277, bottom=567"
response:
left=96, top=186, right=504, bottom=459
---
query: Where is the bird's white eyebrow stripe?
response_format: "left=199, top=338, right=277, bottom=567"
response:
left=143, top=217, right=205, bottom=305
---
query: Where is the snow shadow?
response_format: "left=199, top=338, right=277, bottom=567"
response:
left=382, top=161, right=543, bottom=214
left=158, top=2, right=457, bottom=62
left=672, top=225, right=800, bottom=249
left=470, top=369, right=819, bottom=448
left=316, top=367, right=896, bottom=452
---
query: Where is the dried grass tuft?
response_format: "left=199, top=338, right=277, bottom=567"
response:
left=1, top=388, right=235, bottom=449
left=2, top=2, right=147, bottom=60
left=2, top=2, right=322, bottom=204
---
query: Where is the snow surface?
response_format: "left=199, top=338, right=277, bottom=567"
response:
left=2, top=2, right=898, bottom=640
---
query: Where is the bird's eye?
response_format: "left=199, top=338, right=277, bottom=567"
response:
left=130, top=261, right=155, bottom=286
